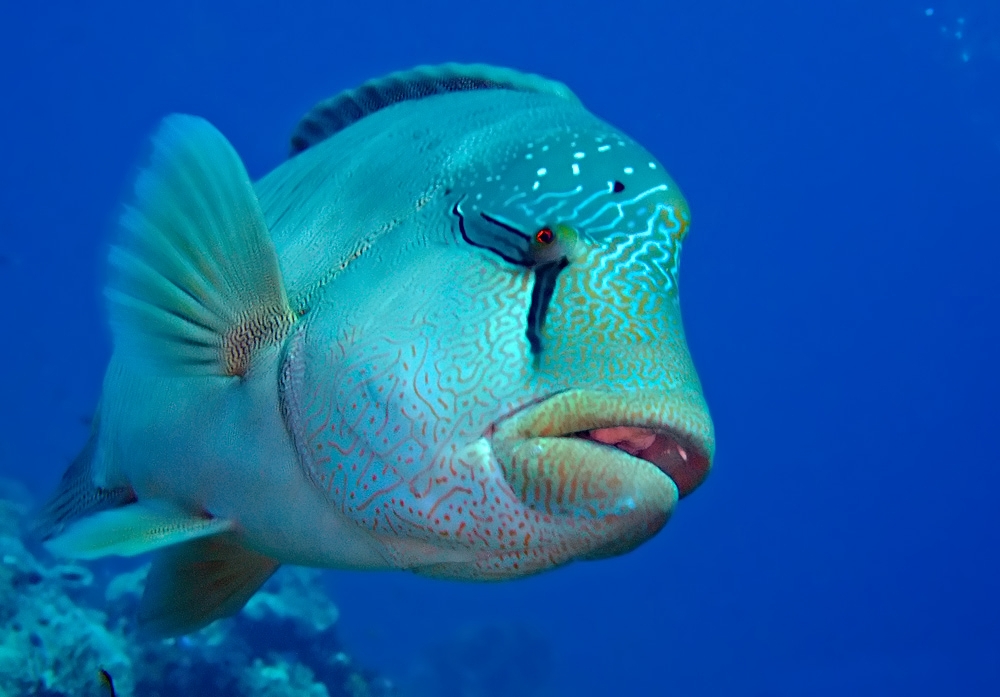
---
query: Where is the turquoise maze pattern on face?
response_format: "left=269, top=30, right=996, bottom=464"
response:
left=581, top=194, right=688, bottom=300
left=280, top=255, right=641, bottom=578
left=461, top=127, right=689, bottom=286
left=540, top=235, right=698, bottom=394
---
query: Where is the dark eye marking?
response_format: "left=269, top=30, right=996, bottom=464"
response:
left=612, top=180, right=625, bottom=193
left=452, top=202, right=526, bottom=266
left=526, top=258, right=569, bottom=357
left=480, top=212, right=530, bottom=240
left=451, top=200, right=570, bottom=360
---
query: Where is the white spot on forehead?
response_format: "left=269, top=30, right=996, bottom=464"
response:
left=648, top=162, right=657, bottom=169
left=537, top=168, right=548, bottom=176
left=532, top=181, right=540, bottom=191
left=542, top=145, right=550, bottom=152
left=624, top=166, right=634, bottom=174
left=476, top=193, right=483, bottom=200
left=598, top=144, right=611, bottom=153
left=525, top=153, right=534, bottom=160
left=572, top=163, right=580, bottom=176
left=618, top=140, right=626, bottom=146
left=574, top=152, right=585, bottom=159
left=570, top=141, right=577, bottom=147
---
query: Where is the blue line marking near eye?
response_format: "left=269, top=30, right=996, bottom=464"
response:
left=540, top=199, right=571, bottom=219
left=514, top=186, right=584, bottom=220
left=578, top=184, right=668, bottom=234
left=503, top=191, right=528, bottom=207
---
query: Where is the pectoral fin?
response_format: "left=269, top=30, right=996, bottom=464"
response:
left=106, top=114, right=296, bottom=377
left=42, top=500, right=232, bottom=560
left=139, top=534, right=279, bottom=637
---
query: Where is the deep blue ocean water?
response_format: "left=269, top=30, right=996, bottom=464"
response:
left=1, top=1, right=998, bottom=695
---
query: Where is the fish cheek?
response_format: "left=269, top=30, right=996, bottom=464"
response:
left=275, top=269, right=528, bottom=561
left=279, top=316, right=420, bottom=528
left=277, top=258, right=654, bottom=575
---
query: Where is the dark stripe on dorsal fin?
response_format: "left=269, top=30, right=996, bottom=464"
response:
left=289, top=63, right=580, bottom=156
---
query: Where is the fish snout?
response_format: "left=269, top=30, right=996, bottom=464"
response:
left=489, top=389, right=713, bottom=561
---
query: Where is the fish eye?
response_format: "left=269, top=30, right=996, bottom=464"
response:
left=452, top=201, right=578, bottom=268
left=530, top=223, right=578, bottom=265
left=612, top=180, right=625, bottom=193
left=535, top=227, right=554, bottom=245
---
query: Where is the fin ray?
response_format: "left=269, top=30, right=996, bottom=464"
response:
left=35, top=413, right=136, bottom=542
left=43, top=499, right=232, bottom=560
left=139, top=534, right=279, bottom=637
left=108, top=114, right=296, bottom=376
left=290, top=63, right=580, bottom=155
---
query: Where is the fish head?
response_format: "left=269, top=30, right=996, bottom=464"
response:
left=280, top=114, right=713, bottom=578
left=450, top=124, right=714, bottom=558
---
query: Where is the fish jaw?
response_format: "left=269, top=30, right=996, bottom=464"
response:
left=488, top=389, right=712, bottom=560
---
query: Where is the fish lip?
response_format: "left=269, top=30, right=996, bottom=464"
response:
left=487, top=389, right=713, bottom=497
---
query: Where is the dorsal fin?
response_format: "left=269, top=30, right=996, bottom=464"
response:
left=289, top=63, right=580, bottom=156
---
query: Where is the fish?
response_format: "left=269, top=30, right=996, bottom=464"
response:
left=37, top=64, right=714, bottom=636
left=97, top=668, right=116, bottom=697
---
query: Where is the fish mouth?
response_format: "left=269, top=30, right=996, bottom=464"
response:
left=489, top=389, right=712, bottom=495
left=487, top=389, right=713, bottom=557
left=572, top=426, right=709, bottom=497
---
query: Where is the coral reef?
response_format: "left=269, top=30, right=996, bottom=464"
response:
left=0, top=478, right=394, bottom=697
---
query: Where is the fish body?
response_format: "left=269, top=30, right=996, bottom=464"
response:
left=40, top=65, right=714, bottom=634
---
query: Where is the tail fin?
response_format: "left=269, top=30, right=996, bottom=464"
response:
left=34, top=417, right=136, bottom=543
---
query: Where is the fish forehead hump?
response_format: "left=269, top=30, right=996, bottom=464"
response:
left=254, top=88, right=605, bottom=310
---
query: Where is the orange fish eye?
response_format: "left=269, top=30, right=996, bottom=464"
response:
left=535, top=227, right=554, bottom=245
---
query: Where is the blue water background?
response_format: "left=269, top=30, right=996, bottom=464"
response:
left=1, top=1, right=998, bottom=694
